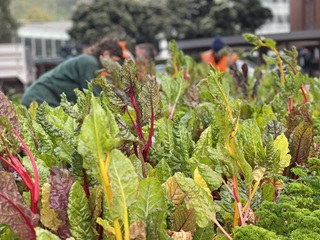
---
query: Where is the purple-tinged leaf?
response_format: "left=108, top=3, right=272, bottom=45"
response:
left=285, top=105, right=313, bottom=166
left=183, top=84, right=199, bottom=107
left=0, top=91, right=21, bottom=135
left=290, top=121, right=313, bottom=165
left=49, top=167, right=75, bottom=239
left=172, top=208, right=196, bottom=233
left=0, top=171, right=39, bottom=239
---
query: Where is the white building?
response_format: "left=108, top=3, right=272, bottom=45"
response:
left=16, top=21, right=72, bottom=60
left=255, top=0, right=290, bottom=34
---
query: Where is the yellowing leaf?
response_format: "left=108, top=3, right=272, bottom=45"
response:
left=172, top=208, right=196, bottom=233
left=171, top=230, right=192, bottom=240
left=129, top=221, right=146, bottom=240
left=174, top=173, right=215, bottom=228
left=163, top=177, right=185, bottom=206
left=194, top=168, right=212, bottom=199
left=252, top=166, right=266, bottom=183
left=40, top=183, right=62, bottom=233
left=96, top=217, right=115, bottom=236
left=274, top=134, right=291, bottom=172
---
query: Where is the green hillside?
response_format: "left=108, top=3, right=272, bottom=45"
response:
left=11, top=0, right=79, bottom=23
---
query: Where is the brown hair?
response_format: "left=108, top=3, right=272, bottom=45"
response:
left=135, top=43, right=157, bottom=61
left=84, top=37, right=123, bottom=61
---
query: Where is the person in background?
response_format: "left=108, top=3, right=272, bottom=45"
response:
left=21, top=37, right=123, bottom=108
left=135, top=43, right=158, bottom=76
left=201, top=35, right=238, bottom=72
left=119, top=40, right=135, bottom=61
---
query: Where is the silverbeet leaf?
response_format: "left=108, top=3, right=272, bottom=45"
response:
left=109, top=149, right=139, bottom=221
left=0, top=171, right=39, bottom=239
left=130, top=177, right=166, bottom=222
left=78, top=95, right=120, bottom=179
left=49, top=167, right=75, bottom=239
left=35, top=227, right=60, bottom=239
left=68, top=181, right=95, bottom=239
left=174, top=173, right=215, bottom=228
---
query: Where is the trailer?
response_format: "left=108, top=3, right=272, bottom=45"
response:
left=0, top=43, right=35, bottom=94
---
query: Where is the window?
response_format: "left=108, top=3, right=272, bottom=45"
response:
left=25, top=38, right=31, bottom=49
left=35, top=38, right=42, bottom=56
left=46, top=39, right=52, bottom=56
left=55, top=40, right=62, bottom=56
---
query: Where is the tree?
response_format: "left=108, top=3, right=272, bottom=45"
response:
left=0, top=0, right=18, bottom=43
left=68, top=0, right=168, bottom=45
left=68, top=0, right=272, bottom=45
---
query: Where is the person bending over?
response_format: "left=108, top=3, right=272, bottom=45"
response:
left=21, top=37, right=123, bottom=108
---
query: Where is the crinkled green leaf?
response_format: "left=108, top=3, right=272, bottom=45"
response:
left=243, top=33, right=260, bottom=46
left=130, top=177, right=166, bottom=221
left=161, top=71, right=188, bottom=108
left=78, top=95, right=120, bottom=179
left=150, top=119, right=192, bottom=174
left=174, top=173, right=215, bottom=228
left=234, top=141, right=253, bottom=186
left=262, top=55, right=279, bottom=66
left=179, top=108, right=196, bottom=133
left=255, top=105, right=277, bottom=130
left=192, top=225, right=215, bottom=240
left=240, top=119, right=263, bottom=166
left=206, top=66, right=231, bottom=109
left=36, top=104, right=76, bottom=164
left=155, top=159, right=172, bottom=184
left=35, top=227, right=60, bottom=239
left=22, top=156, right=49, bottom=187
left=60, top=93, right=80, bottom=119
left=68, top=181, right=95, bottom=239
left=93, top=76, right=128, bottom=114
left=109, top=149, right=139, bottom=220
left=197, top=163, right=222, bottom=190
left=192, top=125, right=213, bottom=158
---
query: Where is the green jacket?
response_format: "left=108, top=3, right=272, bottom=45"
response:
left=21, top=54, right=101, bottom=107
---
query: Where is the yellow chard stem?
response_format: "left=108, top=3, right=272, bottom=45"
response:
left=257, top=39, right=285, bottom=86
left=100, top=151, right=123, bottom=240
left=217, top=77, right=240, bottom=226
left=273, top=48, right=285, bottom=86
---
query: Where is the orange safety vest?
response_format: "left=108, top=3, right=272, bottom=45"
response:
left=201, top=49, right=238, bottom=72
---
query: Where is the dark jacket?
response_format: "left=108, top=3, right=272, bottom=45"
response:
left=21, top=54, right=100, bottom=107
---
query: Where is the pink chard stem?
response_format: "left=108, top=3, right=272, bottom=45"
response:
left=13, top=129, right=39, bottom=214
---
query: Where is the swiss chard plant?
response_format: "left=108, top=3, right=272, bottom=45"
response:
left=0, top=33, right=319, bottom=240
